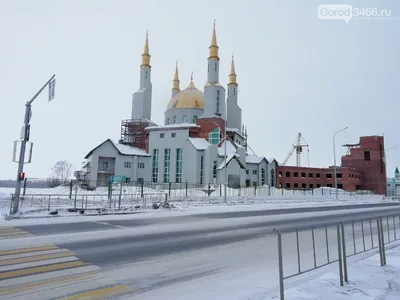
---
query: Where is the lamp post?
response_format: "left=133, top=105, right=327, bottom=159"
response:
left=333, top=126, right=348, bottom=200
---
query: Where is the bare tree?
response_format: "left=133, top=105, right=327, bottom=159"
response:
left=51, top=160, right=72, bottom=182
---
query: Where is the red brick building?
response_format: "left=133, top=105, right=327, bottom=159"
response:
left=277, top=135, right=387, bottom=195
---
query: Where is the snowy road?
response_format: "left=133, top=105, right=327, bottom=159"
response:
left=1, top=204, right=400, bottom=299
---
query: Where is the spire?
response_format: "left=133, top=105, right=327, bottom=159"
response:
left=172, top=60, right=180, bottom=91
left=188, top=71, right=195, bottom=89
left=396, top=167, right=399, bottom=175
left=141, top=30, right=151, bottom=67
left=228, top=53, right=237, bottom=85
left=209, top=20, right=219, bottom=60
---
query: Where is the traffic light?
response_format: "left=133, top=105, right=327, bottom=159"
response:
left=18, top=172, right=25, bottom=181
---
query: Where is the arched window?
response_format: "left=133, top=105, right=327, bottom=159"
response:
left=166, top=117, right=170, bottom=125
left=261, top=168, right=265, bottom=186
left=193, top=115, right=198, bottom=123
left=270, top=169, right=275, bottom=187
left=182, top=115, right=188, bottom=123
left=209, top=127, right=220, bottom=145
left=173, top=116, right=176, bottom=124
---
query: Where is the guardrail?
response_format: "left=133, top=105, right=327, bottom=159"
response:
left=273, top=209, right=400, bottom=300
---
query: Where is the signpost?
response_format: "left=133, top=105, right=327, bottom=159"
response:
left=12, top=75, right=56, bottom=214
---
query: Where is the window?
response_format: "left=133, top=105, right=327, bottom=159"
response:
left=102, top=162, right=108, bottom=171
left=209, top=127, right=220, bottom=145
left=124, top=162, right=131, bottom=168
left=301, top=183, right=306, bottom=189
left=326, top=173, right=332, bottom=179
left=176, top=148, right=183, bottom=183
left=182, top=115, right=188, bottom=123
left=253, top=182, right=257, bottom=187
left=364, top=151, right=370, bottom=161
left=164, top=149, right=171, bottom=183
left=286, top=183, right=291, bottom=189
left=309, top=184, right=314, bottom=189
left=316, top=173, right=321, bottom=178
left=193, top=115, right=198, bottom=123
left=294, top=172, right=298, bottom=177
left=152, top=149, right=159, bottom=183
left=216, top=90, right=220, bottom=115
left=213, top=160, right=217, bottom=178
left=309, top=173, right=313, bottom=178
left=125, top=177, right=131, bottom=183
left=261, top=168, right=266, bottom=185
left=279, top=171, right=283, bottom=177
left=160, top=133, right=165, bottom=138
left=137, top=162, right=145, bottom=169
left=317, top=184, right=321, bottom=188
left=171, top=133, right=176, bottom=138
left=214, top=62, right=217, bottom=71
left=269, top=169, right=274, bottom=187
left=301, top=172, right=306, bottom=178
left=294, top=183, right=299, bottom=189
left=252, top=170, right=257, bottom=175
left=246, top=170, right=249, bottom=175
left=200, top=156, right=204, bottom=184
left=137, top=178, right=144, bottom=183
left=327, top=184, right=333, bottom=187
left=336, top=173, right=342, bottom=178
left=166, top=117, right=169, bottom=125
left=349, top=174, right=352, bottom=179
left=285, top=171, right=290, bottom=177
left=337, top=184, right=343, bottom=189
left=173, top=116, right=176, bottom=124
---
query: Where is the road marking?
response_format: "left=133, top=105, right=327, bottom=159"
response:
left=0, top=271, right=99, bottom=296
left=0, top=248, right=70, bottom=261
left=0, top=245, right=58, bottom=256
left=0, top=260, right=88, bottom=280
left=0, top=226, right=33, bottom=240
left=0, top=265, right=100, bottom=288
left=0, top=256, right=78, bottom=272
left=60, top=284, right=130, bottom=300
left=0, top=251, right=76, bottom=266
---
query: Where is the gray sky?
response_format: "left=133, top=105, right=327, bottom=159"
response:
left=1, top=0, right=399, bottom=180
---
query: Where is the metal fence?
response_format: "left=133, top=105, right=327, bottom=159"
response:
left=273, top=209, right=400, bottom=300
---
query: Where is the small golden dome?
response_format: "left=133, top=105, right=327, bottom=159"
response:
left=167, top=80, right=204, bottom=110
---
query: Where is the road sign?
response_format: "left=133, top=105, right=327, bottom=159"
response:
left=110, top=175, right=126, bottom=183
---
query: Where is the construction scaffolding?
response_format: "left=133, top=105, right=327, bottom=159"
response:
left=120, top=119, right=151, bottom=150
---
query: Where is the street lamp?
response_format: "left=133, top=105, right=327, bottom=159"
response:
left=333, top=126, right=348, bottom=200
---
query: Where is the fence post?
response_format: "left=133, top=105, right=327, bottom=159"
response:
left=140, top=181, right=144, bottom=198
left=296, top=229, right=301, bottom=273
left=219, top=183, right=221, bottom=197
left=47, top=195, right=51, bottom=211
left=276, top=230, right=285, bottom=300
left=168, top=182, right=171, bottom=197
left=379, top=217, right=387, bottom=265
left=85, top=195, right=88, bottom=209
left=23, top=178, right=27, bottom=196
left=186, top=181, right=188, bottom=197
left=377, top=217, right=384, bottom=266
left=336, top=223, right=344, bottom=287
left=340, top=222, right=348, bottom=282
left=268, top=186, right=271, bottom=196
left=118, top=183, right=122, bottom=209
left=69, top=180, right=73, bottom=199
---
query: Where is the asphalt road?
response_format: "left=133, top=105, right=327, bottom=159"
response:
left=1, top=204, right=400, bottom=299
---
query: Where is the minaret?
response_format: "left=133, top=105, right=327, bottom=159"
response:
left=226, top=54, right=242, bottom=130
left=131, top=31, right=153, bottom=120
left=171, top=61, right=180, bottom=98
left=201, top=20, right=226, bottom=119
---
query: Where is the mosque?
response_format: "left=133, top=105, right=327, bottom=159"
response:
left=82, top=23, right=278, bottom=190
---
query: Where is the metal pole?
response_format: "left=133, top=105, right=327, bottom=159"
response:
left=13, top=74, right=56, bottom=214
left=277, top=231, right=285, bottom=300
left=377, top=217, right=384, bottom=266
left=333, top=127, right=348, bottom=200
left=224, top=123, right=227, bottom=203
left=340, top=222, right=348, bottom=282
left=380, top=217, right=387, bottom=265
left=296, top=229, right=301, bottom=273
left=336, top=223, right=344, bottom=287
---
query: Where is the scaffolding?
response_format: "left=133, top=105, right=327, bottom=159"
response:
left=120, top=118, right=150, bottom=150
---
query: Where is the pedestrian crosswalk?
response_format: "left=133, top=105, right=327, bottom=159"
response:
left=0, top=226, right=32, bottom=240
left=0, top=243, right=129, bottom=299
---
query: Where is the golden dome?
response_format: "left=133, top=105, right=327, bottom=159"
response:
left=167, top=80, right=204, bottom=110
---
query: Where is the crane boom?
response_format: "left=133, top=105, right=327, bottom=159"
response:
left=282, top=132, right=310, bottom=167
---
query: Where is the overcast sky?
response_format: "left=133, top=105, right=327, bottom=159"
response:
left=1, top=0, right=399, bottom=180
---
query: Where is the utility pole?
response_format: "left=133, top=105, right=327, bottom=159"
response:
left=13, top=75, right=56, bottom=214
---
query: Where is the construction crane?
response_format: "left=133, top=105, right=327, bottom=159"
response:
left=282, top=133, right=310, bottom=167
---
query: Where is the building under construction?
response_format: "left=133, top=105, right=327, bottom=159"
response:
left=119, top=118, right=157, bottom=151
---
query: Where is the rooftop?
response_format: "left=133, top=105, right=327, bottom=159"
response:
left=145, top=123, right=200, bottom=131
